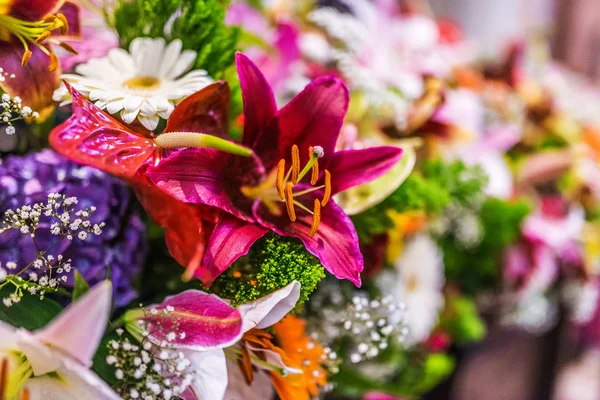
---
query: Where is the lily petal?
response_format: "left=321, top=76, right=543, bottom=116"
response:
left=323, top=146, right=404, bottom=195
left=0, top=43, right=59, bottom=120
left=34, top=281, right=112, bottom=367
left=253, top=191, right=363, bottom=286
left=164, top=82, right=230, bottom=137
left=236, top=53, right=277, bottom=149
left=182, top=349, right=229, bottom=400
left=223, top=358, right=275, bottom=400
left=143, top=290, right=243, bottom=350
left=273, top=75, right=349, bottom=169
left=201, top=214, right=269, bottom=286
left=147, top=148, right=264, bottom=221
left=9, top=0, right=66, bottom=21
left=26, top=356, right=121, bottom=400
left=132, top=169, right=219, bottom=283
left=238, top=281, right=301, bottom=333
left=49, top=85, right=158, bottom=183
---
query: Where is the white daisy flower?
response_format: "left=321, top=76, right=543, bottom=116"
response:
left=53, top=37, right=213, bottom=131
left=377, top=234, right=445, bottom=344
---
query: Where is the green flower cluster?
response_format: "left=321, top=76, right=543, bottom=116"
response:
left=351, top=160, right=488, bottom=242
left=211, top=233, right=325, bottom=307
left=113, top=0, right=240, bottom=77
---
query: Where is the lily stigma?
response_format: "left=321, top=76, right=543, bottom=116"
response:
left=243, top=145, right=330, bottom=237
left=0, top=5, right=76, bottom=71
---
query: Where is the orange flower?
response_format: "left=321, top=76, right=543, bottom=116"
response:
left=238, top=329, right=308, bottom=400
left=274, top=315, right=328, bottom=398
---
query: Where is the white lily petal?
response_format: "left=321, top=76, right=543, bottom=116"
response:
left=246, top=343, right=302, bottom=374
left=34, top=281, right=112, bottom=367
left=238, top=281, right=301, bottom=333
left=26, top=357, right=120, bottom=400
left=223, top=358, right=274, bottom=400
left=16, top=330, right=60, bottom=376
left=185, top=349, right=228, bottom=400
left=0, top=320, right=18, bottom=351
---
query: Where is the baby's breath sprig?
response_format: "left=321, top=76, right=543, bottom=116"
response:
left=108, top=308, right=197, bottom=400
left=0, top=193, right=105, bottom=306
left=308, top=282, right=409, bottom=368
left=0, top=89, right=39, bottom=135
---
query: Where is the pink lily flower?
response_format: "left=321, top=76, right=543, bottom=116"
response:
left=0, top=281, right=120, bottom=399
left=147, top=54, right=404, bottom=286
left=128, top=281, right=301, bottom=400
left=0, top=0, right=81, bottom=119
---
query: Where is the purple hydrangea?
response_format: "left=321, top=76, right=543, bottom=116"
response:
left=0, top=149, right=146, bottom=307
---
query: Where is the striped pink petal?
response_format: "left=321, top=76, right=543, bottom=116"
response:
left=143, top=291, right=243, bottom=350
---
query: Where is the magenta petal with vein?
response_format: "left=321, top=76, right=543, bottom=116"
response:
left=147, top=148, right=264, bottom=221
left=236, top=53, right=277, bottom=149
left=201, top=214, right=269, bottom=285
left=324, top=147, right=404, bottom=195
left=144, top=291, right=243, bottom=350
left=253, top=189, right=363, bottom=286
left=273, top=75, right=349, bottom=168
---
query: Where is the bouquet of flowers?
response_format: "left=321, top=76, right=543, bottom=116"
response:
left=2, top=0, right=600, bottom=399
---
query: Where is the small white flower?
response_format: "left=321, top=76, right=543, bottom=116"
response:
left=5, top=126, right=15, bottom=135
left=53, top=37, right=214, bottom=131
left=0, top=268, right=6, bottom=282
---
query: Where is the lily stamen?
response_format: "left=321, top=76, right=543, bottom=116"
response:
left=296, top=145, right=324, bottom=183
left=293, top=200, right=314, bottom=215
left=0, top=11, right=70, bottom=71
left=309, top=146, right=319, bottom=185
left=276, top=159, right=286, bottom=200
left=322, top=170, right=331, bottom=206
left=292, top=185, right=325, bottom=197
left=291, top=144, right=300, bottom=184
left=309, top=199, right=321, bottom=237
left=284, top=182, right=296, bottom=221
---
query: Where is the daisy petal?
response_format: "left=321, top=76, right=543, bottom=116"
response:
left=159, top=39, right=183, bottom=78
left=168, top=49, right=197, bottom=79
left=139, top=114, right=160, bottom=131
left=123, top=95, right=144, bottom=113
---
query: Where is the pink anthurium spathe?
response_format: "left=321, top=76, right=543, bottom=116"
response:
left=50, top=81, right=251, bottom=283
left=127, top=281, right=301, bottom=400
left=147, top=54, right=404, bottom=286
left=0, top=281, right=120, bottom=399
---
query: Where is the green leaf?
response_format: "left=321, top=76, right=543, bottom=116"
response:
left=441, top=295, right=486, bottom=345
left=72, top=270, right=90, bottom=301
left=92, top=332, right=121, bottom=385
left=0, top=286, right=63, bottom=331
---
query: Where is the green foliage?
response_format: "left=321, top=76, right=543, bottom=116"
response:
left=113, top=0, right=241, bottom=77
left=352, top=160, right=487, bottom=242
left=72, top=270, right=90, bottom=301
left=0, top=286, right=62, bottom=331
left=440, top=198, right=530, bottom=293
left=212, top=233, right=325, bottom=307
left=441, top=295, right=486, bottom=345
